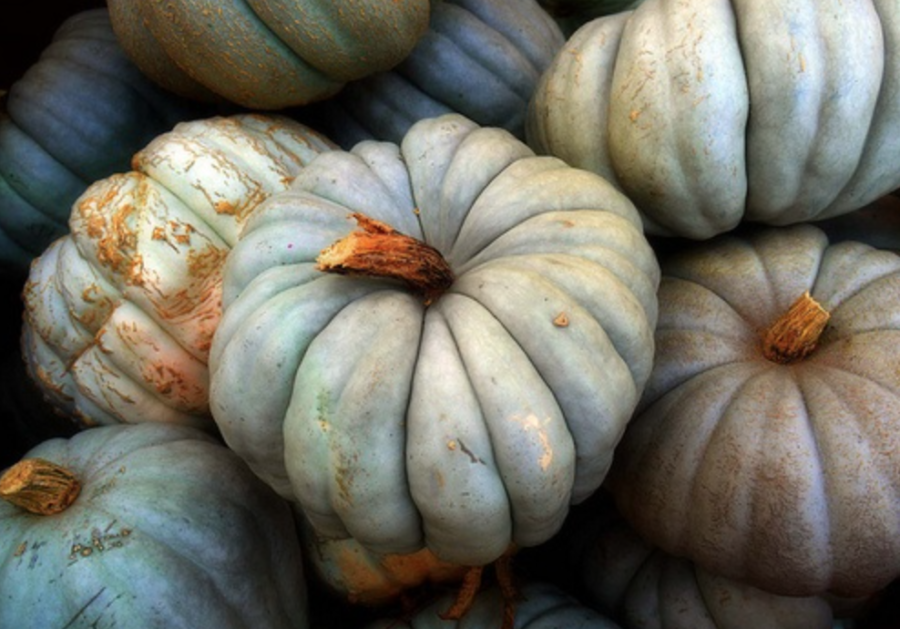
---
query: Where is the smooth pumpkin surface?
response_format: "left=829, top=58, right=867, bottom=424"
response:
left=0, top=423, right=307, bottom=628
left=311, top=0, right=565, bottom=148
left=107, top=0, right=432, bottom=109
left=209, top=113, right=660, bottom=567
left=527, top=0, right=900, bottom=239
left=0, top=8, right=213, bottom=276
left=606, top=224, right=900, bottom=597
left=21, top=114, right=335, bottom=429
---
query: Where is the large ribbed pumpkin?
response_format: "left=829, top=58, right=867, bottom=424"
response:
left=0, top=422, right=308, bottom=628
left=208, top=113, right=660, bottom=568
left=21, top=114, right=335, bottom=430
left=106, top=0, right=432, bottom=109
left=0, top=8, right=213, bottom=277
left=527, top=0, right=900, bottom=239
left=606, top=224, right=900, bottom=598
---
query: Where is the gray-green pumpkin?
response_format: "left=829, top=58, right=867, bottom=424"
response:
left=527, top=0, right=900, bottom=240
left=0, top=423, right=308, bottom=628
left=208, top=113, right=660, bottom=568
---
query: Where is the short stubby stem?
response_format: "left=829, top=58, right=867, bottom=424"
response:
left=0, top=458, right=81, bottom=515
left=762, top=291, right=830, bottom=364
left=316, top=212, right=455, bottom=304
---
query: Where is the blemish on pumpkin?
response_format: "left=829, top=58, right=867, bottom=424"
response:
left=214, top=200, right=237, bottom=215
left=553, top=312, right=569, bottom=327
left=13, top=541, right=27, bottom=557
left=68, top=526, right=133, bottom=563
left=510, top=415, right=554, bottom=471
left=456, top=439, right=485, bottom=465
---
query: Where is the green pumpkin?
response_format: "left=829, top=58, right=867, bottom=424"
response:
left=209, top=113, right=659, bottom=567
left=310, top=0, right=565, bottom=148
left=606, top=224, right=900, bottom=597
left=0, top=423, right=308, bottom=628
left=107, top=0, right=432, bottom=109
left=21, top=114, right=335, bottom=430
left=0, top=8, right=213, bottom=277
left=527, top=0, right=900, bottom=239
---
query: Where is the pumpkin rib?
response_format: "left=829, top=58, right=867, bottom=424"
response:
left=742, top=371, right=834, bottom=591
left=413, top=6, right=535, bottom=104
left=452, top=261, right=637, bottom=503
left=673, top=364, right=772, bottom=553
left=213, top=278, right=393, bottom=496
left=435, top=290, right=574, bottom=552
left=825, top=0, right=900, bottom=215
left=407, top=300, right=514, bottom=563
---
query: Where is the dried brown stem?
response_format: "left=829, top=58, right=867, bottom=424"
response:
left=0, top=458, right=81, bottom=515
left=316, top=213, right=454, bottom=304
left=762, top=291, right=830, bottom=364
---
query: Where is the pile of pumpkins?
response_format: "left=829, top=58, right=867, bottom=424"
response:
left=2, top=1, right=900, bottom=627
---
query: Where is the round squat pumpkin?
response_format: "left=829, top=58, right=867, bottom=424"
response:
left=0, top=8, right=214, bottom=277
left=21, top=113, right=335, bottom=430
left=606, top=223, right=900, bottom=598
left=527, top=0, right=900, bottom=239
left=0, top=422, right=308, bottom=628
left=208, top=113, right=660, bottom=569
left=106, top=0, right=432, bottom=110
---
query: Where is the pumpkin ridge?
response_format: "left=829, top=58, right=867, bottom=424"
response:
left=426, top=7, right=533, bottom=103
left=676, top=364, right=773, bottom=552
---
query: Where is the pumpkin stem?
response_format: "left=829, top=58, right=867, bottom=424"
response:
left=316, top=212, right=454, bottom=305
left=761, top=291, right=830, bottom=364
left=439, top=546, right=519, bottom=629
left=0, top=458, right=81, bottom=516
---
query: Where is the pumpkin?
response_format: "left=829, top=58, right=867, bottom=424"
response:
left=21, top=113, right=336, bottom=430
left=526, top=0, right=900, bottom=240
left=298, top=512, right=468, bottom=607
left=605, top=223, right=900, bottom=598
left=0, top=422, right=308, bottom=628
left=0, top=8, right=214, bottom=277
left=308, top=0, right=565, bottom=148
left=106, top=0, right=432, bottom=110
left=208, top=113, right=660, bottom=569
left=364, top=580, right=622, bottom=629
left=559, top=494, right=837, bottom=629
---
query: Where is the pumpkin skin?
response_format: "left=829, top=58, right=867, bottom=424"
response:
left=0, top=8, right=214, bottom=277
left=310, top=0, right=565, bottom=148
left=106, top=0, right=432, bottom=110
left=364, top=581, right=622, bottom=629
left=209, top=113, right=660, bottom=568
left=0, top=422, right=308, bottom=629
left=564, top=500, right=836, bottom=629
left=298, top=513, right=468, bottom=607
left=527, top=0, right=900, bottom=239
left=21, top=114, right=335, bottom=430
left=606, top=224, right=900, bottom=598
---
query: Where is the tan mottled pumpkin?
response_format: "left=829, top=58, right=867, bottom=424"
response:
left=606, top=224, right=900, bottom=598
left=21, top=114, right=335, bottom=429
